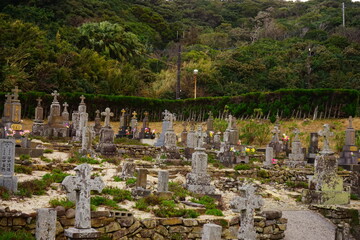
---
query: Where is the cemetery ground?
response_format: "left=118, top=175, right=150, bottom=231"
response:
left=1, top=118, right=360, bottom=239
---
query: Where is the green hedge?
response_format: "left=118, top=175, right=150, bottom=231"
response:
left=0, top=89, right=358, bottom=121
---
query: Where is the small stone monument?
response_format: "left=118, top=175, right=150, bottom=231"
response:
left=2, top=93, right=13, bottom=124
left=164, top=113, right=179, bottom=158
left=185, top=119, right=196, bottom=158
left=206, top=111, right=214, bottom=145
left=36, top=208, right=56, bottom=240
left=73, top=95, right=89, bottom=142
left=32, top=97, right=44, bottom=135
left=62, top=102, right=70, bottom=122
left=119, top=159, right=135, bottom=179
left=116, top=109, right=131, bottom=138
left=186, top=127, right=215, bottom=194
left=307, top=132, right=319, bottom=164
left=62, top=164, right=105, bottom=240
left=180, top=121, right=188, bottom=146
left=230, top=183, right=264, bottom=240
left=287, top=128, right=306, bottom=168
left=158, top=170, right=169, bottom=192
left=338, top=116, right=360, bottom=166
left=264, top=146, right=274, bottom=167
left=93, top=110, right=102, bottom=135
left=81, top=126, right=94, bottom=156
left=269, top=125, right=283, bottom=156
left=97, top=108, right=117, bottom=155
left=43, top=90, right=68, bottom=137
left=302, top=124, right=350, bottom=205
left=132, top=168, right=150, bottom=197
left=155, top=110, right=171, bottom=147
left=139, top=111, right=153, bottom=139
left=0, top=139, right=17, bottom=192
left=202, top=223, right=222, bottom=240
left=10, top=86, right=22, bottom=125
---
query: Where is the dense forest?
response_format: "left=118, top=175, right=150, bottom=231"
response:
left=0, top=0, right=359, bottom=99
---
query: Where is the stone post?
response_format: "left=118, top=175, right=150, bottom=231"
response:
left=36, top=208, right=56, bottom=240
left=136, top=168, right=148, bottom=189
left=202, top=223, right=222, bottom=240
left=264, top=146, right=273, bottom=167
left=158, top=170, right=169, bottom=192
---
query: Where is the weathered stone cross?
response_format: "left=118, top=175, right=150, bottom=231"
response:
left=95, top=110, right=100, bottom=118
left=62, top=102, right=69, bottom=112
left=168, top=113, right=176, bottom=130
left=195, top=125, right=207, bottom=149
left=101, top=107, right=114, bottom=128
left=231, top=183, right=263, bottom=240
left=11, top=86, right=21, bottom=101
left=318, top=124, right=334, bottom=154
left=36, top=97, right=42, bottom=107
left=62, top=164, right=104, bottom=229
left=348, top=116, right=353, bottom=128
left=5, top=94, right=13, bottom=103
left=121, top=109, right=126, bottom=116
left=271, top=126, right=280, bottom=142
left=132, top=111, right=137, bottom=119
left=208, top=111, right=213, bottom=119
left=51, top=90, right=60, bottom=103
left=293, top=128, right=300, bottom=142
left=80, top=95, right=86, bottom=104
left=162, top=109, right=170, bottom=121
left=226, top=114, right=233, bottom=130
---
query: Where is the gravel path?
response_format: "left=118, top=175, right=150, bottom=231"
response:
left=283, top=210, right=336, bottom=240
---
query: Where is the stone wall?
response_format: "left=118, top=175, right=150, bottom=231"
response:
left=117, top=145, right=159, bottom=158
left=0, top=208, right=287, bottom=240
left=310, top=205, right=360, bottom=239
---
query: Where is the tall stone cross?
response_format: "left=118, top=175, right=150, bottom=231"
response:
left=226, top=114, right=233, bottom=130
left=5, top=94, right=13, bottom=103
left=318, top=124, right=334, bottom=154
left=62, top=164, right=104, bottom=229
left=51, top=90, right=60, bottom=103
left=80, top=95, right=86, bottom=104
left=271, top=126, right=280, bottom=142
left=293, top=128, right=300, bottom=142
left=168, top=113, right=176, bottom=130
left=208, top=111, right=213, bottom=119
left=36, top=97, right=42, bottom=107
left=163, top=109, right=170, bottom=121
left=11, top=86, right=21, bottom=101
left=121, top=109, right=126, bottom=116
left=348, top=116, right=353, bottom=128
left=63, top=102, right=69, bottom=112
left=231, top=183, right=263, bottom=240
left=132, top=111, right=137, bottom=119
left=101, top=108, right=114, bottom=128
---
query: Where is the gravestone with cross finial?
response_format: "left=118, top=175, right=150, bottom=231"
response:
left=186, top=126, right=215, bottom=195
left=130, top=111, right=138, bottom=129
left=0, top=139, right=18, bottom=192
left=10, top=86, right=22, bottom=124
left=35, top=98, right=44, bottom=122
left=338, top=116, right=360, bottom=166
left=288, top=128, right=306, bottom=167
left=155, top=110, right=172, bottom=147
left=303, top=124, right=350, bottom=205
left=93, top=110, right=102, bottom=135
left=62, top=164, right=104, bottom=239
left=97, top=108, right=117, bottom=155
left=72, top=95, right=89, bottom=141
left=48, top=90, right=61, bottom=124
left=116, top=109, right=132, bottom=138
left=230, top=183, right=263, bottom=240
left=62, top=102, right=69, bottom=122
left=78, top=95, right=86, bottom=113
left=180, top=121, right=188, bottom=146
left=81, top=126, right=95, bottom=156
left=164, top=113, right=179, bottom=157
left=185, top=118, right=197, bottom=159
left=269, top=125, right=283, bottom=156
left=139, top=111, right=153, bottom=139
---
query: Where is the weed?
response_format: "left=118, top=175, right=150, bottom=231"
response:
left=43, top=149, right=54, bottom=154
left=234, top=164, right=251, bottom=171
left=350, top=193, right=360, bottom=200
left=134, top=198, right=149, bottom=211
left=257, top=169, right=269, bottom=178
left=142, top=156, right=154, bottom=162
left=49, top=197, right=75, bottom=209
left=169, top=182, right=191, bottom=200
left=205, top=209, right=224, bottom=216
left=125, top=178, right=136, bottom=185
left=19, top=154, right=31, bottom=161
left=0, top=230, right=35, bottom=240
left=0, top=186, right=10, bottom=200
left=14, top=165, right=33, bottom=174
left=102, top=187, right=132, bottom=202
left=113, top=176, right=123, bottom=182
left=42, top=169, right=69, bottom=183
left=91, top=196, right=120, bottom=210
left=40, top=156, right=52, bottom=163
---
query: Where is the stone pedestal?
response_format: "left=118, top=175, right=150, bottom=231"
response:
left=97, top=127, right=117, bottom=155
left=155, top=120, right=169, bottom=147
left=64, top=228, right=101, bottom=240
left=288, top=141, right=306, bottom=168
left=202, top=223, right=222, bottom=240
left=338, top=125, right=360, bottom=165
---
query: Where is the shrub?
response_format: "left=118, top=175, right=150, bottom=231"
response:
left=17, top=179, right=48, bottom=197
left=49, top=198, right=75, bottom=209
left=257, top=169, right=269, bottom=178
left=134, top=198, right=149, bottom=211
left=126, top=178, right=137, bottom=185
left=0, top=186, right=10, bottom=200
left=169, top=182, right=191, bottom=200
left=19, top=154, right=31, bottom=161
left=350, top=193, right=359, bottom=200
left=14, top=165, right=33, bottom=174
left=113, top=176, right=123, bottom=182
left=191, top=195, right=216, bottom=209
left=142, top=156, right=154, bottom=162
left=102, top=187, right=132, bottom=202
left=91, top=196, right=119, bottom=209
left=42, top=169, right=69, bottom=183
left=240, top=121, right=271, bottom=145
left=205, top=209, right=224, bottom=216
left=234, top=164, right=251, bottom=171
left=43, top=149, right=54, bottom=153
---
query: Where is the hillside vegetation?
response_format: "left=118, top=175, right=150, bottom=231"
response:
left=0, top=0, right=359, bottom=98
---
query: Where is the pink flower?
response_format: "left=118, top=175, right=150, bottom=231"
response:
left=272, top=158, right=278, bottom=164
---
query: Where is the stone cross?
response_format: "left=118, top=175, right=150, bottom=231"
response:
left=121, top=109, right=126, bottom=116
left=318, top=124, right=334, bottom=154
left=208, top=111, right=213, bottom=118
left=163, top=109, right=171, bottom=121
left=271, top=126, right=280, bottom=142
left=11, top=86, right=21, bottom=101
left=36, top=97, right=42, bottom=107
left=226, top=114, right=233, bottom=130
left=348, top=116, right=353, bottom=128
left=101, top=107, right=114, bottom=128
left=195, top=125, right=207, bottom=149
left=168, top=113, right=176, bottom=130
left=62, top=164, right=104, bottom=229
left=132, top=111, right=137, bottom=119
left=80, top=95, right=86, bottom=104
left=182, top=121, right=188, bottom=132
left=190, top=118, right=195, bottom=131
left=5, top=94, right=12, bottom=103
left=293, top=128, right=300, bottom=142
left=51, top=90, right=60, bottom=103
left=95, top=110, right=100, bottom=118
left=63, top=102, right=69, bottom=112
left=231, top=183, right=263, bottom=240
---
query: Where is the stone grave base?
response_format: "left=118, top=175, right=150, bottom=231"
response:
left=187, top=184, right=216, bottom=195
left=186, top=173, right=215, bottom=194
left=288, top=153, right=305, bottom=162
left=64, top=227, right=101, bottom=239
left=235, top=155, right=249, bottom=164
left=307, top=153, right=317, bottom=164
left=302, top=189, right=350, bottom=205
left=131, top=187, right=151, bottom=197
left=0, top=175, right=18, bottom=192
left=97, top=143, right=117, bottom=156
left=140, top=138, right=156, bottom=145
left=286, top=160, right=307, bottom=168
left=15, top=147, right=43, bottom=158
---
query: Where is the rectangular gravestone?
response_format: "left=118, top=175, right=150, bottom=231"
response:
left=0, top=139, right=17, bottom=192
left=158, top=170, right=169, bottom=192
left=36, top=208, right=56, bottom=240
left=202, top=223, right=222, bottom=240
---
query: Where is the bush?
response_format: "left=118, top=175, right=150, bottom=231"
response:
left=205, top=209, right=224, bottom=216
left=169, top=182, right=191, bottom=200
left=134, top=198, right=149, bottom=211
left=0, top=186, right=10, bottom=200
left=142, top=156, right=154, bottom=162
left=126, top=178, right=137, bottom=185
left=19, top=154, right=31, bottom=161
left=191, top=195, right=216, bottom=209
left=91, top=196, right=120, bottom=209
left=14, top=165, right=33, bottom=174
left=234, top=164, right=251, bottom=171
left=42, top=169, right=69, bottom=183
left=240, top=121, right=271, bottom=145
left=43, top=149, right=54, bottom=153
left=257, top=169, right=269, bottom=178
left=102, top=187, right=132, bottom=202
left=49, top=198, right=75, bottom=209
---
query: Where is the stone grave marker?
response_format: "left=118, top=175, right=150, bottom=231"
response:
left=158, top=170, right=169, bottom=192
left=180, top=121, right=188, bottom=146
left=338, top=116, right=360, bottom=166
left=155, top=110, right=171, bottom=147
left=202, top=223, right=222, bottom=240
left=119, top=159, right=135, bottom=179
left=269, top=125, right=282, bottom=156
left=93, top=110, right=102, bottom=135
left=36, top=208, right=56, bottom=240
left=230, top=183, right=263, bottom=240
left=97, top=108, right=117, bottom=155
left=132, top=168, right=150, bottom=197
left=62, top=164, right=105, bottom=239
left=287, top=128, right=306, bottom=167
left=307, top=132, right=319, bottom=163
left=0, top=139, right=17, bottom=192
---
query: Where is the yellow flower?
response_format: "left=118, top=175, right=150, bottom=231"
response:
left=245, top=148, right=250, bottom=152
left=251, top=148, right=255, bottom=152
